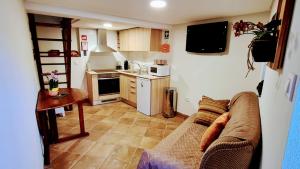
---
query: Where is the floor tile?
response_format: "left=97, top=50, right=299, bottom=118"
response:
left=126, top=148, right=143, bottom=169
left=118, top=117, right=135, bottom=125
left=66, top=139, right=95, bottom=154
left=166, top=123, right=180, bottom=130
left=97, top=132, right=126, bottom=145
left=110, top=145, right=137, bottom=162
left=85, top=143, right=115, bottom=158
left=144, top=128, right=164, bottom=139
left=140, top=137, right=160, bottom=149
left=128, top=126, right=147, bottom=136
left=99, top=156, right=128, bottom=169
left=110, top=124, right=132, bottom=134
left=46, top=102, right=185, bottom=169
left=134, top=119, right=151, bottom=127
left=119, top=135, right=143, bottom=147
left=149, top=121, right=166, bottom=129
left=70, top=155, right=103, bottom=169
left=50, top=152, right=81, bottom=169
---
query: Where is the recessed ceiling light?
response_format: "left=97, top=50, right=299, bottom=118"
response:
left=150, top=0, right=167, bottom=8
left=103, top=23, right=112, bottom=28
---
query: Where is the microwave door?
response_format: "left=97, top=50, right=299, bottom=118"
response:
left=151, top=67, right=157, bottom=73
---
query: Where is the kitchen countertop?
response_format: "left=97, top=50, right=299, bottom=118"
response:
left=86, top=69, right=118, bottom=75
left=86, top=70, right=169, bottom=80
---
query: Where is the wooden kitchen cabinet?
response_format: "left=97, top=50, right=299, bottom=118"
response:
left=119, top=28, right=162, bottom=51
left=119, top=30, right=129, bottom=51
left=120, top=75, right=129, bottom=99
left=150, top=77, right=170, bottom=115
left=120, top=73, right=170, bottom=115
left=120, top=74, right=137, bottom=106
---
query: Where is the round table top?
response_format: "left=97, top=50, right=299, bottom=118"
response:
left=36, top=88, right=87, bottom=112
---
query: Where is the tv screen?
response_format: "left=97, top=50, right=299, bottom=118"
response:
left=186, top=21, right=228, bottom=53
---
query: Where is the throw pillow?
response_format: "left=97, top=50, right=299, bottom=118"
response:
left=194, top=110, right=220, bottom=126
left=198, top=96, right=230, bottom=114
left=200, top=113, right=230, bottom=151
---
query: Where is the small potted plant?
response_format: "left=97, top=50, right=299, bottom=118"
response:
left=233, top=19, right=281, bottom=76
left=47, top=70, right=59, bottom=96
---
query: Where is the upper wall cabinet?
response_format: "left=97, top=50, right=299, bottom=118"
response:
left=119, top=28, right=162, bottom=51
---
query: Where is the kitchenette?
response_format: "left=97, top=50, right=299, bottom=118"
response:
left=83, top=23, right=172, bottom=116
left=86, top=62, right=170, bottom=116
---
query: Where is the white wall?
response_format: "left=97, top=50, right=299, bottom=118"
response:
left=0, top=0, right=43, bottom=169
left=259, top=0, right=300, bottom=168
left=170, top=12, right=270, bottom=115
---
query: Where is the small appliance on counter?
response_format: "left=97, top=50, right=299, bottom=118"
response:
left=154, top=59, right=167, bottom=65
left=116, top=61, right=122, bottom=70
left=149, top=64, right=170, bottom=77
left=124, top=60, right=129, bottom=70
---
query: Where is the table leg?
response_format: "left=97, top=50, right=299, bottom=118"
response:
left=78, top=101, right=86, bottom=134
left=38, top=111, right=50, bottom=165
left=56, top=102, right=89, bottom=143
left=48, top=109, right=58, bottom=143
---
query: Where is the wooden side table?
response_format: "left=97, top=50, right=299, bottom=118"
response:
left=36, top=88, right=89, bottom=165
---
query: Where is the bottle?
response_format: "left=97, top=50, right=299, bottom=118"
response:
left=124, top=60, right=129, bottom=70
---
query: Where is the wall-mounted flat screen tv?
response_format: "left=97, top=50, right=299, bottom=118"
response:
left=186, top=21, right=228, bottom=53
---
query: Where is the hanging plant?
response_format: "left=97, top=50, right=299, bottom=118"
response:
left=233, top=19, right=281, bottom=77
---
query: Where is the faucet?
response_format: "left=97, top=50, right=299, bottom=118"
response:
left=130, top=61, right=142, bottom=74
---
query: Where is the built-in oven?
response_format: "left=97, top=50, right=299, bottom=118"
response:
left=97, top=73, right=120, bottom=96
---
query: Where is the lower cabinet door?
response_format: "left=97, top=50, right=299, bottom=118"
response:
left=120, top=75, right=128, bottom=99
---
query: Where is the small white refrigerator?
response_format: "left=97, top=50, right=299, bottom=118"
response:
left=137, top=77, right=151, bottom=116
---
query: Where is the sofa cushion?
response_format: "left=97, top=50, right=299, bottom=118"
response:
left=200, top=113, right=230, bottom=151
left=198, top=96, right=230, bottom=114
left=194, top=96, right=230, bottom=126
left=194, top=110, right=220, bottom=126
left=138, top=114, right=207, bottom=169
left=200, top=136, right=253, bottom=169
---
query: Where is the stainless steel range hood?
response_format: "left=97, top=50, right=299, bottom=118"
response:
left=91, top=29, right=116, bottom=53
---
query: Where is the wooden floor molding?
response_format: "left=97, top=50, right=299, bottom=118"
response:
left=176, top=112, right=189, bottom=119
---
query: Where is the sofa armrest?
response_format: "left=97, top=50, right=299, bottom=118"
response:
left=199, top=136, right=254, bottom=169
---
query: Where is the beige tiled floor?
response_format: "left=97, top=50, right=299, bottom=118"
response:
left=45, top=102, right=185, bottom=169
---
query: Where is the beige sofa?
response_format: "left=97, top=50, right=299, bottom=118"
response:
left=138, top=92, right=261, bottom=169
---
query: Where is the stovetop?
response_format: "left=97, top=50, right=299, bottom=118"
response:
left=92, top=69, right=119, bottom=74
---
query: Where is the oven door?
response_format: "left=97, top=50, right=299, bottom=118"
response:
left=98, top=77, right=120, bottom=95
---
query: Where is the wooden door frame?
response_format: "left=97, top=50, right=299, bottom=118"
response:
left=269, top=0, right=295, bottom=70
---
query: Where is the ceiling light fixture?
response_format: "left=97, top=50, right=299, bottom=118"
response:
left=150, top=0, right=167, bottom=8
left=103, top=23, right=112, bottom=28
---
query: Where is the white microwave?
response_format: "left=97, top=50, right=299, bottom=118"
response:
left=149, top=65, right=170, bottom=76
